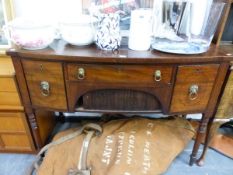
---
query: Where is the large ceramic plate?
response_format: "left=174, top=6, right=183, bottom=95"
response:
left=151, top=42, right=208, bottom=55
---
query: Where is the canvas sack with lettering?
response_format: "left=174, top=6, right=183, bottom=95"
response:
left=34, top=117, right=195, bottom=175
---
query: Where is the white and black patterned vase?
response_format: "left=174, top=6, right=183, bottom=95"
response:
left=95, top=13, right=121, bottom=51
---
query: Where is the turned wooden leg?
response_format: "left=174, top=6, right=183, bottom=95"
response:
left=189, top=116, right=209, bottom=166
left=27, top=111, right=43, bottom=149
left=196, top=119, right=221, bottom=166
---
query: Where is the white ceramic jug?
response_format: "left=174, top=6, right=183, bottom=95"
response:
left=128, top=9, right=152, bottom=51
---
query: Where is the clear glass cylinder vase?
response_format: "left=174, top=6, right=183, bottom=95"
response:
left=152, top=0, right=225, bottom=54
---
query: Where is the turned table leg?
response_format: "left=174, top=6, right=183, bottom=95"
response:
left=27, top=112, right=43, bottom=149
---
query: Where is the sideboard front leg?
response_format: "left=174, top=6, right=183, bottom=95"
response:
left=191, top=62, right=229, bottom=165
left=189, top=115, right=209, bottom=166
left=11, top=57, right=43, bottom=150
left=27, top=112, right=42, bottom=149
left=196, top=117, right=221, bottom=166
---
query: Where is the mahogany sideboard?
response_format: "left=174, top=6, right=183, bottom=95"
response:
left=6, top=42, right=233, bottom=166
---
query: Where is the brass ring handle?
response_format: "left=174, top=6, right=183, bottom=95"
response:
left=154, top=70, right=162, bottom=82
left=77, top=68, right=85, bottom=80
left=40, top=81, right=50, bottom=96
left=189, top=84, right=199, bottom=100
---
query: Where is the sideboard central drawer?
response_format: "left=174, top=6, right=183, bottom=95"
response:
left=67, top=64, right=174, bottom=87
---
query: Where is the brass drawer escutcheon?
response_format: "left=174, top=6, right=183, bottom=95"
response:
left=154, top=70, right=162, bottom=82
left=40, top=81, right=50, bottom=97
left=189, top=84, right=199, bottom=100
left=77, top=68, right=85, bottom=80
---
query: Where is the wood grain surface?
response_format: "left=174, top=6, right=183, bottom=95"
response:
left=67, top=64, right=173, bottom=87
left=0, top=111, right=35, bottom=152
left=0, top=78, right=17, bottom=92
left=0, top=112, right=26, bottom=133
left=22, top=59, right=67, bottom=110
left=6, top=43, right=233, bottom=64
left=170, top=64, right=219, bottom=113
left=0, top=57, right=15, bottom=77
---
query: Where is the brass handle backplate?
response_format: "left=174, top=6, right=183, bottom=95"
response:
left=189, top=84, right=199, bottom=100
left=77, top=68, right=85, bottom=80
left=40, top=81, right=50, bottom=96
left=154, top=70, right=162, bottom=82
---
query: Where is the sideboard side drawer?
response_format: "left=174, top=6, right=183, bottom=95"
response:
left=67, top=64, right=173, bottom=87
left=22, top=60, right=67, bottom=110
left=170, top=64, right=219, bottom=113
